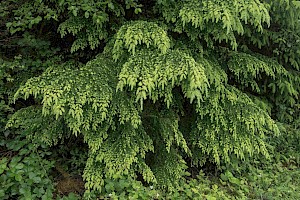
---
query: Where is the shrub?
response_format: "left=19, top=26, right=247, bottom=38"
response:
left=1, top=0, right=299, bottom=198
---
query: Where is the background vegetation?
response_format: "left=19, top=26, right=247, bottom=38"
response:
left=1, top=0, right=300, bottom=199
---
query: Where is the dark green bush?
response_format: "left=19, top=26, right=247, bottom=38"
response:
left=0, top=133, right=54, bottom=199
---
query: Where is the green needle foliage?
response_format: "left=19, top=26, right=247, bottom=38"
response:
left=1, top=0, right=300, bottom=199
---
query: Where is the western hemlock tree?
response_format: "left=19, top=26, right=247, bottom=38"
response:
left=2, top=0, right=300, bottom=198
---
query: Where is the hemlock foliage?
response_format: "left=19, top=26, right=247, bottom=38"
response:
left=1, top=0, right=300, bottom=199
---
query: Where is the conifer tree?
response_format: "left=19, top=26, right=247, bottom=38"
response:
left=1, top=0, right=300, bottom=198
